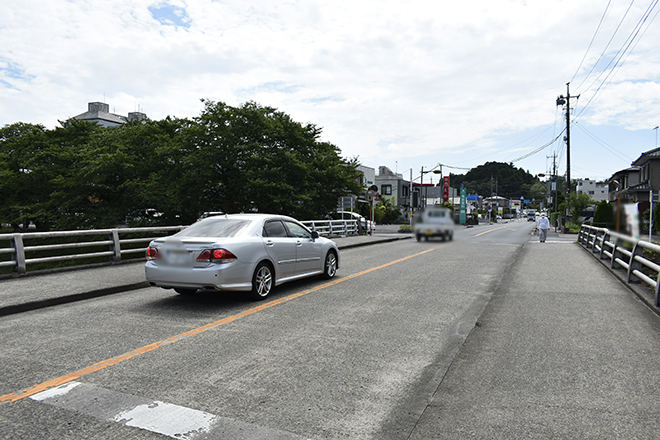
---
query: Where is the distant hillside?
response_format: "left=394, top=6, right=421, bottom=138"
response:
left=450, top=162, right=548, bottom=201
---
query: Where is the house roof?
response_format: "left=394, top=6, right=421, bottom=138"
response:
left=73, top=102, right=128, bottom=126
left=74, top=110, right=126, bottom=125
left=609, top=166, right=640, bottom=180
left=632, top=146, right=660, bottom=166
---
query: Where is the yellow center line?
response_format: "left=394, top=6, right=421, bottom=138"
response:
left=475, top=224, right=514, bottom=237
left=1, top=246, right=439, bottom=403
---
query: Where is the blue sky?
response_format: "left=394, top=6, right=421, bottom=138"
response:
left=1, top=0, right=659, bottom=182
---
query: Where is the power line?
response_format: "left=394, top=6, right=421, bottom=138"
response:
left=573, top=123, right=635, bottom=164
left=574, top=0, right=634, bottom=92
left=570, top=0, right=613, bottom=84
left=575, top=0, right=660, bottom=120
left=510, top=130, right=566, bottom=164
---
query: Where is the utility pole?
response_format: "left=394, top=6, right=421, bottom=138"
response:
left=556, top=83, right=579, bottom=194
left=548, top=153, right=558, bottom=230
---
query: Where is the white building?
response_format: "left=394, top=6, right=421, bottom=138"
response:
left=576, top=179, right=608, bottom=202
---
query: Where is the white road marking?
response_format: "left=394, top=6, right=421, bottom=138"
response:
left=30, top=381, right=311, bottom=440
left=114, top=401, right=218, bottom=440
left=29, top=381, right=81, bottom=401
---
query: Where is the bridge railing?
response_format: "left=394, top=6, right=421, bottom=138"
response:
left=578, top=224, right=660, bottom=307
left=301, top=220, right=359, bottom=237
left=0, top=219, right=359, bottom=275
left=0, top=227, right=186, bottom=275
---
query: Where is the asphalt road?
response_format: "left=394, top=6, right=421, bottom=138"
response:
left=2, top=221, right=658, bottom=439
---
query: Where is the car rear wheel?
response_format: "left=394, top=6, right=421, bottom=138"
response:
left=321, top=251, right=337, bottom=279
left=174, top=288, right=197, bottom=295
left=250, top=262, right=273, bottom=300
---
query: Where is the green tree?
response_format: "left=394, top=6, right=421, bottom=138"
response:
left=191, top=100, right=362, bottom=219
left=375, top=196, right=401, bottom=224
left=592, top=201, right=614, bottom=228
left=567, top=192, right=593, bottom=222
left=1, top=100, right=365, bottom=229
left=451, top=161, right=539, bottom=200
left=0, top=122, right=50, bottom=231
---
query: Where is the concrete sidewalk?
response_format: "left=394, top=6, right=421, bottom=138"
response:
left=0, top=234, right=411, bottom=316
left=409, top=233, right=660, bottom=439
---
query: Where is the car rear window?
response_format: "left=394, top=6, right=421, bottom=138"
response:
left=428, top=210, right=447, bottom=218
left=176, top=219, right=250, bottom=238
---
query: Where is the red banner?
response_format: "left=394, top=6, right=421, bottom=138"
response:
left=443, top=176, right=450, bottom=201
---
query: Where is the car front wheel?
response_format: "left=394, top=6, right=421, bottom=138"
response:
left=250, top=262, right=273, bottom=300
left=321, top=251, right=338, bottom=279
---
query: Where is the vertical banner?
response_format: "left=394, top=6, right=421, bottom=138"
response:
left=443, top=176, right=450, bottom=202
left=624, top=203, right=640, bottom=240
left=460, top=186, right=467, bottom=225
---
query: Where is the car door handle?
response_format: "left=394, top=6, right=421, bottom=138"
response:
left=296, top=240, right=303, bottom=247
left=266, top=240, right=274, bottom=247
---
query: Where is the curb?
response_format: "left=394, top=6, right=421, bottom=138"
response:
left=0, top=282, right=149, bottom=317
left=336, top=236, right=412, bottom=250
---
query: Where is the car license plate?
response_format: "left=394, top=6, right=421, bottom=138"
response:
left=165, top=250, right=190, bottom=265
left=425, top=230, right=433, bottom=235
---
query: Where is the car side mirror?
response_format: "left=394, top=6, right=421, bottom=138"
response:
left=311, top=231, right=319, bottom=240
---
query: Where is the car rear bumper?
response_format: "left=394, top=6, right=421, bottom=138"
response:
left=145, top=261, right=253, bottom=292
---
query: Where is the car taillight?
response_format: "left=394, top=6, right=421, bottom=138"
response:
left=146, top=247, right=160, bottom=260
left=197, top=249, right=237, bottom=263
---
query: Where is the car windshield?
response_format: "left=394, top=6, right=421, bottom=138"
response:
left=176, top=218, right=250, bottom=238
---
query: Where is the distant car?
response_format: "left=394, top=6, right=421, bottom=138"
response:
left=413, top=207, right=454, bottom=242
left=527, top=212, right=536, bottom=222
left=145, top=214, right=339, bottom=300
left=332, top=211, right=375, bottom=232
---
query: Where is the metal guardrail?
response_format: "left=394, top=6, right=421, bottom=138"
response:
left=0, top=226, right=185, bottom=274
left=0, top=219, right=359, bottom=275
left=578, top=225, right=660, bottom=307
left=301, top=220, right=359, bottom=237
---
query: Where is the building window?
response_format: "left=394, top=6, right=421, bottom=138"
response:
left=381, top=184, right=392, bottom=195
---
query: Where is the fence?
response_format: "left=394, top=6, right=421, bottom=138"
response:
left=578, top=224, right=660, bottom=307
left=301, top=220, right=359, bottom=237
left=0, top=219, right=359, bottom=275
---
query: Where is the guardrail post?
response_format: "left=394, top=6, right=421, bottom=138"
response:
left=579, top=226, right=588, bottom=244
left=611, top=238, right=621, bottom=269
left=599, top=231, right=609, bottom=260
left=586, top=227, right=594, bottom=249
left=591, top=230, right=602, bottom=253
left=12, top=233, right=26, bottom=274
left=627, top=243, right=643, bottom=283
left=111, top=229, right=122, bottom=262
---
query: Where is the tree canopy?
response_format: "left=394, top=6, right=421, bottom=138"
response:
left=0, top=101, right=363, bottom=231
left=450, top=161, right=543, bottom=200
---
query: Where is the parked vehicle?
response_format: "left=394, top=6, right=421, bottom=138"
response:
left=145, top=214, right=339, bottom=300
left=332, top=211, right=376, bottom=232
left=413, top=207, right=454, bottom=242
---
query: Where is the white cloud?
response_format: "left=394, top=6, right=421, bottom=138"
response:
left=1, top=0, right=659, bottom=180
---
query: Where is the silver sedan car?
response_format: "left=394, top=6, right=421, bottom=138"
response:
left=145, top=214, right=339, bottom=300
